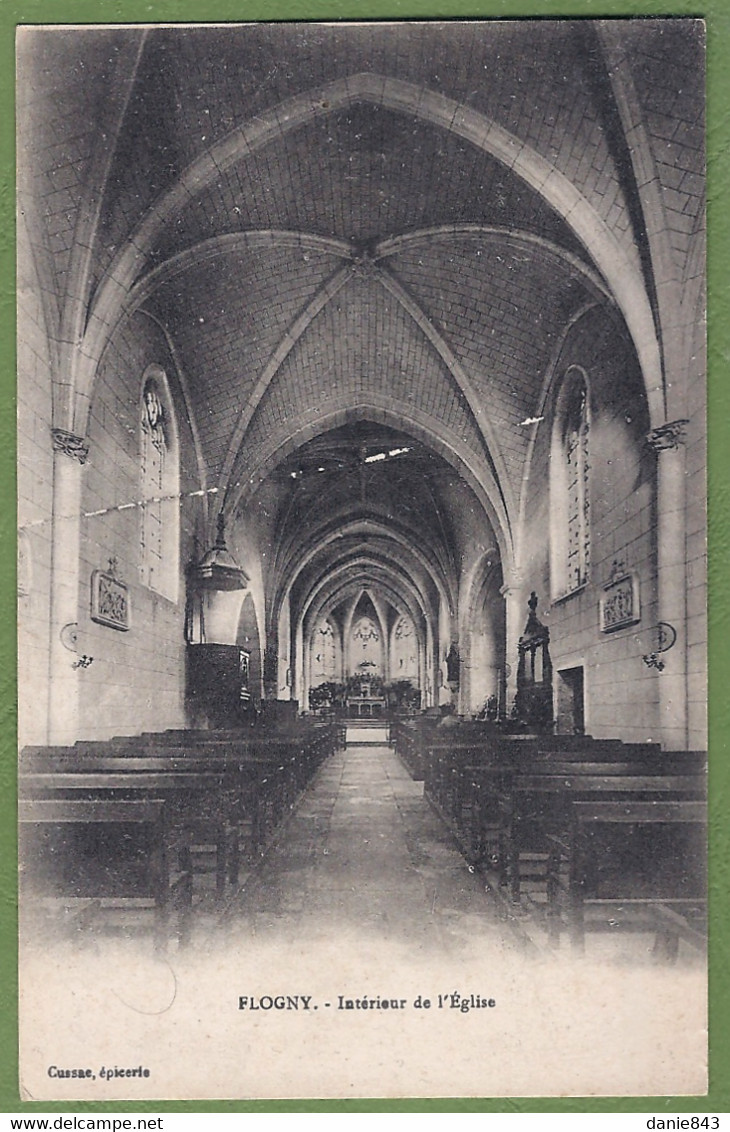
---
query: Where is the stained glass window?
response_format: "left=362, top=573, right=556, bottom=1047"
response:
left=140, top=369, right=179, bottom=601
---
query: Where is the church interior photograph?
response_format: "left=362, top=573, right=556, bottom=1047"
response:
left=16, top=19, right=707, bottom=1069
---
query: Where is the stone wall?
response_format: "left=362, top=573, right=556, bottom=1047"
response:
left=17, top=235, right=55, bottom=747
left=73, top=310, right=204, bottom=739
left=521, top=305, right=660, bottom=741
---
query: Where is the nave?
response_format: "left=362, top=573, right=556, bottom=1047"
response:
left=19, top=732, right=522, bottom=960
left=207, top=736, right=705, bottom=969
left=19, top=724, right=704, bottom=969
left=222, top=738, right=516, bottom=958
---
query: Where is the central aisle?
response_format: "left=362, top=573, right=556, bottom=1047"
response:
left=227, top=741, right=517, bottom=958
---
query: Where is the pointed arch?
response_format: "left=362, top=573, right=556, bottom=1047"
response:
left=227, top=399, right=514, bottom=574
left=75, top=72, right=663, bottom=436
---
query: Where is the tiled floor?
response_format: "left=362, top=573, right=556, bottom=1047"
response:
left=223, top=742, right=523, bottom=957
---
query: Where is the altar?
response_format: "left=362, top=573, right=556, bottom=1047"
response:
left=346, top=679, right=386, bottom=718
left=346, top=696, right=386, bottom=718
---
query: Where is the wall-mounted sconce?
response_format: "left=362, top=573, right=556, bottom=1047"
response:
left=642, top=622, right=677, bottom=672
left=60, top=622, right=79, bottom=652
left=60, top=622, right=94, bottom=670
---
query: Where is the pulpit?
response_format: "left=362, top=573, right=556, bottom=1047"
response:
left=186, top=644, right=252, bottom=729
left=184, top=513, right=252, bottom=727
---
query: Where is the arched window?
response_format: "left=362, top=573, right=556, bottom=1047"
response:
left=140, top=366, right=179, bottom=602
left=551, top=367, right=590, bottom=599
left=351, top=615, right=382, bottom=673
left=391, top=615, right=418, bottom=679
left=311, top=618, right=338, bottom=683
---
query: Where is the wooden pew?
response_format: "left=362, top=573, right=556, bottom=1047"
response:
left=391, top=716, right=441, bottom=780
left=19, top=757, right=276, bottom=896
left=430, top=742, right=616, bottom=866
left=19, top=723, right=336, bottom=897
left=498, top=769, right=706, bottom=904
left=429, top=736, right=704, bottom=871
left=420, top=736, right=608, bottom=858
left=421, top=734, right=660, bottom=806
left=102, top=743, right=300, bottom=832
left=72, top=726, right=335, bottom=797
left=546, top=799, right=707, bottom=954
left=422, top=740, right=490, bottom=816
left=18, top=796, right=192, bottom=948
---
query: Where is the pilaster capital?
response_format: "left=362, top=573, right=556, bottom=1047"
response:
left=646, top=419, right=689, bottom=452
left=52, top=428, right=89, bottom=465
left=499, top=570, right=524, bottom=599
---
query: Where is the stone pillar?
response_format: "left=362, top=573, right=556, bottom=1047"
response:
left=294, top=616, right=306, bottom=711
left=417, top=626, right=427, bottom=709
left=500, top=572, right=524, bottom=717
left=48, top=429, right=88, bottom=744
left=277, top=600, right=292, bottom=701
left=437, top=596, right=452, bottom=707
left=424, top=616, right=434, bottom=708
left=458, top=623, right=472, bottom=715
left=647, top=420, right=690, bottom=750
left=378, top=619, right=388, bottom=684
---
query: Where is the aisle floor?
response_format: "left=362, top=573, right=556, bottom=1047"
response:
left=224, top=742, right=521, bottom=958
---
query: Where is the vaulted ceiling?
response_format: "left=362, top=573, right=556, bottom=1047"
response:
left=17, top=20, right=705, bottom=636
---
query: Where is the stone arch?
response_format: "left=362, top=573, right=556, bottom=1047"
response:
left=136, top=308, right=211, bottom=530
left=271, top=509, right=456, bottom=623
left=236, top=591, right=263, bottom=707
left=75, top=72, right=663, bottom=437
left=55, top=32, right=148, bottom=432
left=128, top=224, right=614, bottom=537
left=390, top=612, right=420, bottom=685
left=459, top=552, right=506, bottom=717
left=211, top=254, right=513, bottom=535
left=596, top=23, right=683, bottom=411
left=343, top=590, right=387, bottom=679
left=308, top=616, right=341, bottom=688
left=305, top=563, right=429, bottom=641
left=272, top=519, right=453, bottom=641
left=297, top=562, right=432, bottom=707
left=228, top=399, right=514, bottom=573
left=515, top=303, right=601, bottom=573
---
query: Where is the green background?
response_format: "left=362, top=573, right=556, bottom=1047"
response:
left=1, top=0, right=727, bottom=1115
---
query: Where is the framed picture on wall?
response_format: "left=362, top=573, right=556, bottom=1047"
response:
left=600, top=570, right=641, bottom=633
left=90, top=568, right=131, bottom=631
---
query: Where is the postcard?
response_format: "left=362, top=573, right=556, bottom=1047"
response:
left=16, top=18, right=708, bottom=1102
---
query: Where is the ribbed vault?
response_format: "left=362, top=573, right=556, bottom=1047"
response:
left=242, top=419, right=501, bottom=706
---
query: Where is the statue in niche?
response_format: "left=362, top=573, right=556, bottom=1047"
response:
left=142, top=379, right=166, bottom=451
left=446, top=644, right=460, bottom=687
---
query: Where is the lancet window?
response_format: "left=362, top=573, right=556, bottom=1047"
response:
left=140, top=367, right=179, bottom=601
